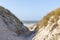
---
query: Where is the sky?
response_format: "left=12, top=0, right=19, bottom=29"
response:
left=0, top=0, right=60, bottom=21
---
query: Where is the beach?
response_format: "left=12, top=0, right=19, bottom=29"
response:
left=22, top=21, right=38, bottom=27
left=24, top=23, right=35, bottom=27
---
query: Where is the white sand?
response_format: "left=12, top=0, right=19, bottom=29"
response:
left=24, top=23, right=35, bottom=27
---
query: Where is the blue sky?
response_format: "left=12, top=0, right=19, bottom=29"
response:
left=0, top=0, right=60, bottom=21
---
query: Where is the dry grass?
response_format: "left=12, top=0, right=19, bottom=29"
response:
left=36, top=8, right=60, bottom=30
left=32, top=8, right=60, bottom=40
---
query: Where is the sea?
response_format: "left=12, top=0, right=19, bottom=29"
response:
left=22, top=21, right=38, bottom=27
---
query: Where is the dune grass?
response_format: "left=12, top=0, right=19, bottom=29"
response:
left=36, top=8, right=60, bottom=30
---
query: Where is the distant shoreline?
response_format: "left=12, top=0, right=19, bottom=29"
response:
left=22, top=21, right=38, bottom=24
